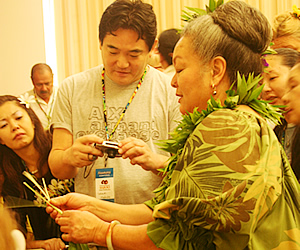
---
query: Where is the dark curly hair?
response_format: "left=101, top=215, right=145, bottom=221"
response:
left=99, top=0, right=157, bottom=51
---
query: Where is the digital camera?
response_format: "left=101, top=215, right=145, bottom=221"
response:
left=94, top=141, right=121, bottom=158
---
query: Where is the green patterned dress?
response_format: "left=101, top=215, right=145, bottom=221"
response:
left=145, top=74, right=300, bottom=249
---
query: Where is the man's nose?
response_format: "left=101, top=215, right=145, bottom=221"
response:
left=117, top=55, right=129, bottom=68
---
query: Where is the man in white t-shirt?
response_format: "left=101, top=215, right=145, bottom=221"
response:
left=22, top=63, right=57, bottom=130
left=49, top=0, right=181, bottom=205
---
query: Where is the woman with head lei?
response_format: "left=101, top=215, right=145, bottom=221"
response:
left=282, top=63, right=300, bottom=182
left=0, top=95, right=73, bottom=249
left=261, top=48, right=300, bottom=106
left=260, top=48, right=300, bottom=180
left=272, top=6, right=300, bottom=52
left=46, top=1, right=300, bottom=249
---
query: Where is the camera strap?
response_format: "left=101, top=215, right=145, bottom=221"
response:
left=101, top=66, right=148, bottom=141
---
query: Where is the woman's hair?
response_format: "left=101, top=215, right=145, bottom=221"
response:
left=99, top=0, right=157, bottom=51
left=271, top=48, right=300, bottom=68
left=181, top=1, right=272, bottom=83
left=0, top=95, right=52, bottom=198
left=273, top=11, right=300, bottom=40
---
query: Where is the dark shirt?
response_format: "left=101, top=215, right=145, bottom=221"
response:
left=4, top=170, right=74, bottom=240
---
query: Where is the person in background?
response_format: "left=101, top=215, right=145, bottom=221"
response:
left=156, top=28, right=180, bottom=77
left=48, top=0, right=181, bottom=205
left=282, top=62, right=300, bottom=181
left=261, top=48, right=300, bottom=180
left=0, top=95, right=73, bottom=249
left=46, top=1, right=300, bottom=249
left=21, top=63, right=57, bottom=130
left=272, top=5, right=300, bottom=52
left=261, top=48, right=300, bottom=107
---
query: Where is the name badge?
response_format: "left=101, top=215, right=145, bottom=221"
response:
left=95, top=168, right=114, bottom=202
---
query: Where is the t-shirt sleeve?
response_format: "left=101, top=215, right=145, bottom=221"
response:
left=51, top=78, right=74, bottom=134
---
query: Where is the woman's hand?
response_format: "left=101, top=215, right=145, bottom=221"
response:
left=26, top=238, right=65, bottom=250
left=46, top=193, right=97, bottom=220
left=118, top=137, right=168, bottom=172
left=57, top=210, right=108, bottom=245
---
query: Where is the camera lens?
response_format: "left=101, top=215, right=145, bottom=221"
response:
left=107, top=149, right=116, bottom=158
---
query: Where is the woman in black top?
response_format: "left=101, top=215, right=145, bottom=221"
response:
left=0, top=95, right=74, bottom=249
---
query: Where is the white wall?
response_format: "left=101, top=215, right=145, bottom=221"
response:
left=0, top=0, right=46, bottom=96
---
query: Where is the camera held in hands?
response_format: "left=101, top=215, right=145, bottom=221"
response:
left=94, top=141, right=121, bottom=158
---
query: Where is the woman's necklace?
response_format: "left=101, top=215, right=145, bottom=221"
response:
left=21, top=160, right=39, bottom=175
left=34, top=90, right=55, bottom=129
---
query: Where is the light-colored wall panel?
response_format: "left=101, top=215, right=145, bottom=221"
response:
left=0, top=0, right=46, bottom=96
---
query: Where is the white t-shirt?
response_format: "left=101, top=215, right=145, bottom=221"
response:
left=51, top=65, right=181, bottom=204
left=22, top=87, right=57, bottom=129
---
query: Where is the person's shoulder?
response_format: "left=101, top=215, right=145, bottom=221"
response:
left=61, top=65, right=103, bottom=86
left=147, top=65, right=172, bottom=80
left=203, top=108, right=264, bottom=126
left=19, top=88, right=34, bottom=97
left=146, top=65, right=173, bottom=88
left=66, top=65, right=102, bottom=80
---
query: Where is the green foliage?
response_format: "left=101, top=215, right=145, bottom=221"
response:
left=181, top=0, right=224, bottom=23
left=68, top=242, right=89, bottom=250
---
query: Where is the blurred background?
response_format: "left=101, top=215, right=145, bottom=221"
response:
left=1, top=0, right=300, bottom=95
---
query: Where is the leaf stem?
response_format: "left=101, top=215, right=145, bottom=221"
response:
left=23, top=182, right=62, bottom=214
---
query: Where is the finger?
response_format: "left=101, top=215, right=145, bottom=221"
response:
left=61, top=233, right=72, bottom=243
left=45, top=205, right=54, bottom=214
left=77, top=134, right=104, bottom=145
left=119, top=137, right=142, bottom=148
left=121, top=146, right=144, bottom=159
left=119, top=137, right=134, bottom=146
left=129, top=154, right=148, bottom=165
left=59, top=240, right=66, bottom=249
left=49, top=195, right=68, bottom=208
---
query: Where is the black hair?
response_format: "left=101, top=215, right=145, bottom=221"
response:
left=158, top=29, right=180, bottom=65
left=99, top=0, right=157, bottom=51
left=0, top=95, right=52, bottom=198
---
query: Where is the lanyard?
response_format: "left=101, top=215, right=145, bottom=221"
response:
left=101, top=67, right=147, bottom=140
left=34, top=90, right=55, bottom=129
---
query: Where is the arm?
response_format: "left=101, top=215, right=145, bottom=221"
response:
left=48, top=128, right=104, bottom=179
left=56, top=210, right=161, bottom=249
left=118, top=137, right=169, bottom=175
left=47, top=193, right=154, bottom=225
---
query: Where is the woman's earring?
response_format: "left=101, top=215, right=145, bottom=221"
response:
left=212, top=84, right=217, bottom=95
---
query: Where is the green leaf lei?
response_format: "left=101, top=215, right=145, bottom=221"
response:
left=181, top=0, right=224, bottom=23
left=152, top=72, right=283, bottom=205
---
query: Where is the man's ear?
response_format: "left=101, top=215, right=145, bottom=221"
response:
left=209, top=56, right=227, bottom=87
left=150, top=39, right=158, bottom=53
left=99, top=42, right=102, bottom=51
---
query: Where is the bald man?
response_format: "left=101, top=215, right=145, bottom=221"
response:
left=22, top=63, right=57, bottom=129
